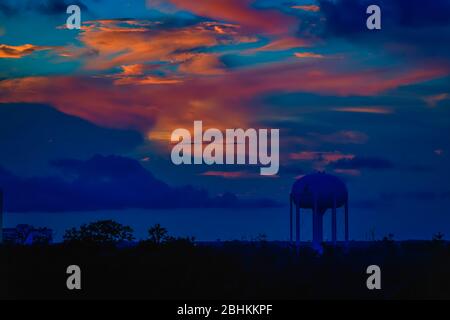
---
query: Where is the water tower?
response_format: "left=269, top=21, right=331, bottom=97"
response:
left=290, top=172, right=348, bottom=251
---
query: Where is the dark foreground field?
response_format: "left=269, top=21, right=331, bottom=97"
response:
left=1, top=240, right=449, bottom=300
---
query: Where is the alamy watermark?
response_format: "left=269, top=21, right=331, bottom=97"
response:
left=366, top=265, right=381, bottom=290
left=66, top=265, right=81, bottom=290
left=366, top=5, right=381, bottom=30
left=170, top=121, right=279, bottom=176
left=66, top=5, right=81, bottom=30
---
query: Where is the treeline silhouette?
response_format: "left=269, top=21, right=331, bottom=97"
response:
left=1, top=220, right=449, bottom=299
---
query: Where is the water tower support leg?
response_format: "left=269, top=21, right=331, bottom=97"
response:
left=332, top=198, right=337, bottom=246
left=318, top=212, right=323, bottom=244
left=312, top=196, right=320, bottom=251
left=295, top=204, right=300, bottom=249
left=289, top=195, right=293, bottom=244
left=345, top=200, right=349, bottom=245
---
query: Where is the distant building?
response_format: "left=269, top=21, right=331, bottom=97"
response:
left=2, top=224, right=53, bottom=245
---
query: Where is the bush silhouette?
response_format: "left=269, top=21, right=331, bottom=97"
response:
left=63, top=220, right=134, bottom=244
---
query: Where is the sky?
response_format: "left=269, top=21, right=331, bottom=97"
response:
left=0, top=0, right=450, bottom=240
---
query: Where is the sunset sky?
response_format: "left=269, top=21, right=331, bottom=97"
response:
left=1, top=0, right=450, bottom=239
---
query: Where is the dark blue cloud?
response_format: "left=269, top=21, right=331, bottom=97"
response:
left=319, top=0, right=450, bottom=61
left=0, top=155, right=280, bottom=212
left=380, top=191, right=450, bottom=202
left=331, top=156, right=394, bottom=170
left=280, top=165, right=306, bottom=175
left=0, top=2, right=17, bottom=16
left=0, top=0, right=88, bottom=16
left=33, top=0, right=88, bottom=15
left=320, top=0, right=450, bottom=34
left=0, top=103, right=142, bottom=175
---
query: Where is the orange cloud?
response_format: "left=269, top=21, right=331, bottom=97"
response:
left=0, top=44, right=52, bottom=58
left=77, top=19, right=255, bottom=70
left=294, top=52, right=324, bottom=58
left=0, top=59, right=448, bottom=145
left=423, top=93, right=449, bottom=107
left=292, top=5, right=320, bottom=12
left=121, top=64, right=145, bottom=76
left=0, top=75, right=251, bottom=142
left=0, top=76, right=159, bottom=131
left=178, top=53, right=226, bottom=75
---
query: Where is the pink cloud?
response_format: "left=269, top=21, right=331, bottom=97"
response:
left=289, top=151, right=354, bottom=171
left=308, top=131, right=369, bottom=145
left=249, top=37, right=311, bottom=53
left=201, top=171, right=255, bottom=179
left=290, top=151, right=354, bottom=163
left=331, top=107, right=394, bottom=114
left=333, top=169, right=361, bottom=176
left=157, top=0, right=297, bottom=34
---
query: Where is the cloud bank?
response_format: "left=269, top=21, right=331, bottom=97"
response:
left=0, top=155, right=280, bottom=212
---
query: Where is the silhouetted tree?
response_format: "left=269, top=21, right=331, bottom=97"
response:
left=432, top=232, right=445, bottom=242
left=32, top=227, right=53, bottom=245
left=431, top=232, right=445, bottom=250
left=255, top=233, right=268, bottom=242
left=369, top=227, right=376, bottom=241
left=147, top=223, right=168, bottom=245
left=15, top=224, right=33, bottom=244
left=382, top=233, right=395, bottom=243
left=63, top=220, right=134, bottom=244
left=381, top=233, right=396, bottom=255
